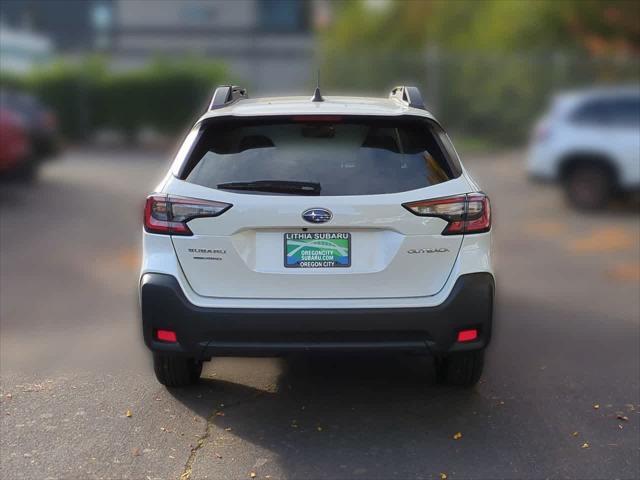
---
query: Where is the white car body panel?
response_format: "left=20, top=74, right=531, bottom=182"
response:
left=141, top=95, right=493, bottom=309
left=199, top=96, right=432, bottom=120
left=527, top=87, right=640, bottom=188
left=167, top=177, right=471, bottom=300
left=141, top=230, right=492, bottom=309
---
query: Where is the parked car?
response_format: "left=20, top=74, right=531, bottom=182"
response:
left=0, top=108, right=31, bottom=177
left=140, top=85, right=494, bottom=388
left=527, top=86, right=640, bottom=209
left=0, top=89, right=59, bottom=179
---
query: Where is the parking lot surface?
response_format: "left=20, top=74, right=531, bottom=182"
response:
left=1, top=149, right=639, bottom=479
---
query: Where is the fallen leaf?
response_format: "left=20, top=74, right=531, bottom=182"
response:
left=570, top=228, right=634, bottom=254
left=125, top=410, right=132, bottom=418
left=593, top=404, right=600, bottom=410
left=453, top=432, right=463, bottom=440
left=132, top=448, right=141, bottom=457
left=440, top=473, right=448, bottom=480
left=581, top=442, right=590, bottom=449
left=616, top=414, right=629, bottom=422
left=5, top=393, right=12, bottom=399
left=250, top=473, right=257, bottom=478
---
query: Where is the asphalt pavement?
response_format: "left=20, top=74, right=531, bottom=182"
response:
left=1, top=148, right=639, bottom=480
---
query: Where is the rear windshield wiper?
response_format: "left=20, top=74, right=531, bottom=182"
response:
left=216, top=180, right=321, bottom=195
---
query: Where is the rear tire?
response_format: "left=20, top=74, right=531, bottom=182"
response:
left=435, top=350, right=484, bottom=387
left=152, top=353, right=202, bottom=387
left=564, top=163, right=613, bottom=210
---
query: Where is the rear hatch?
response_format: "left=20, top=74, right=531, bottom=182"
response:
left=166, top=115, right=473, bottom=300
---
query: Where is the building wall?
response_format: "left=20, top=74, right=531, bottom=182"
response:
left=0, top=0, right=104, bottom=52
left=112, top=0, right=315, bottom=94
left=0, top=24, right=53, bottom=74
left=116, top=0, right=256, bottom=30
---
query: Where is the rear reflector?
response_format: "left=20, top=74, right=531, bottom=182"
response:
left=402, top=193, right=491, bottom=235
left=156, top=329, right=177, bottom=343
left=457, top=329, right=478, bottom=342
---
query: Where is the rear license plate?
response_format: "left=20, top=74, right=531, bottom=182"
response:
left=284, top=232, right=351, bottom=268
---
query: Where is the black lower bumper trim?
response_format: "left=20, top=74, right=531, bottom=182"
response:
left=140, top=273, right=494, bottom=358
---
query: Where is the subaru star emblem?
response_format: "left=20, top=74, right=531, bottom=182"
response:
left=302, top=208, right=332, bottom=224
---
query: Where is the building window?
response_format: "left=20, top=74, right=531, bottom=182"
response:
left=258, top=0, right=308, bottom=33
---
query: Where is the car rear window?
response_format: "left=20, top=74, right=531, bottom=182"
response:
left=179, top=116, right=462, bottom=196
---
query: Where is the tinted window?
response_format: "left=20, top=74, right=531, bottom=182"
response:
left=572, top=96, right=640, bottom=126
left=258, top=0, right=308, bottom=32
left=181, top=117, right=461, bottom=196
left=609, top=97, right=640, bottom=125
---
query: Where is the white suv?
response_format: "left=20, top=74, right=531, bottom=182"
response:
left=140, top=85, right=494, bottom=388
left=527, top=86, right=640, bottom=209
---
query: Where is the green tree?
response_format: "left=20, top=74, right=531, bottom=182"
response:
left=320, top=0, right=640, bottom=144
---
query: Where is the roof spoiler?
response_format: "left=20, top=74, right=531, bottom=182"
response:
left=208, top=85, right=248, bottom=110
left=389, top=86, right=425, bottom=110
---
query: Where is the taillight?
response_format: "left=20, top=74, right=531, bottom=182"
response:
left=533, top=119, right=551, bottom=143
left=402, top=193, right=491, bottom=235
left=41, top=111, right=57, bottom=130
left=144, top=194, right=232, bottom=236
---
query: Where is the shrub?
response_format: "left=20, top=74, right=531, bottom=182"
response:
left=3, top=57, right=228, bottom=141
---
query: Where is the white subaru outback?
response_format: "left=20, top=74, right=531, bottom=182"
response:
left=140, top=85, right=494, bottom=388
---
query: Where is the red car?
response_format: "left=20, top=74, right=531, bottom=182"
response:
left=0, top=108, right=31, bottom=177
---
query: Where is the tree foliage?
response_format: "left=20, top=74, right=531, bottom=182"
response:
left=320, top=0, right=640, bottom=144
left=2, top=57, right=227, bottom=140
left=323, top=0, right=640, bottom=56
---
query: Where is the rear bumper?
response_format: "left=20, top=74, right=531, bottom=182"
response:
left=140, top=272, right=494, bottom=358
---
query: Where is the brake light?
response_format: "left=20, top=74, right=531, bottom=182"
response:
left=291, top=115, right=343, bottom=122
left=144, top=194, right=231, bottom=236
left=402, top=193, right=491, bottom=235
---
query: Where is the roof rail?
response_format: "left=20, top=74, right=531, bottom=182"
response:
left=389, top=86, right=425, bottom=110
left=208, top=85, right=248, bottom=110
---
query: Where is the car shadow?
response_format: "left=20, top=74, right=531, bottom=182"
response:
left=162, top=290, right=640, bottom=479
left=167, top=354, right=503, bottom=479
